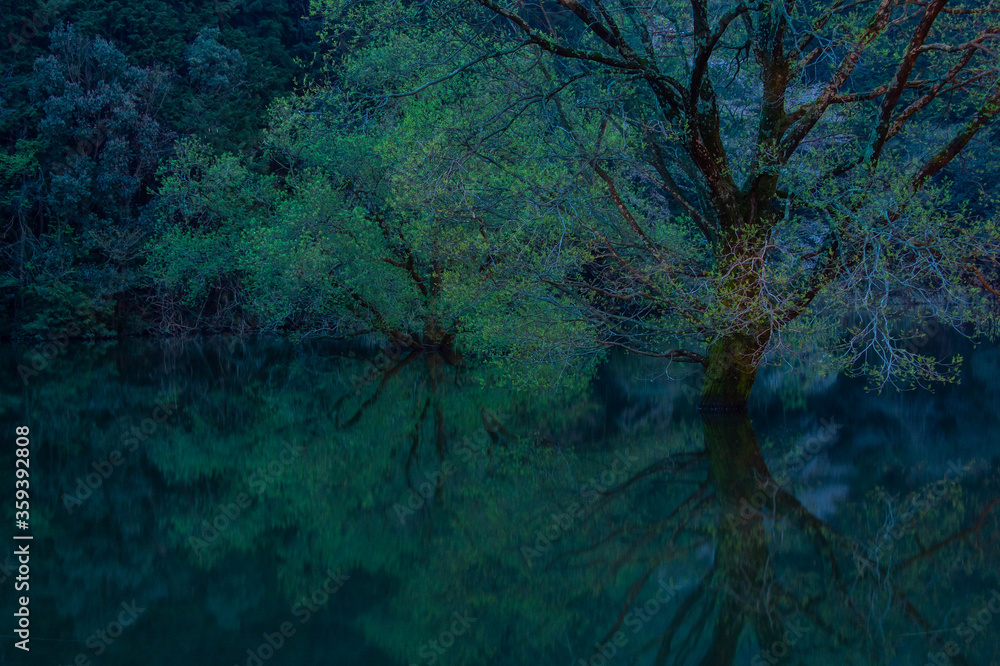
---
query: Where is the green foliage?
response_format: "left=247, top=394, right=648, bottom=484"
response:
left=0, top=2, right=319, bottom=337
left=145, top=83, right=598, bottom=378
left=311, top=0, right=1000, bottom=395
left=184, top=28, right=246, bottom=95
left=145, top=139, right=262, bottom=313
left=4, top=0, right=999, bottom=405
left=2, top=24, right=174, bottom=336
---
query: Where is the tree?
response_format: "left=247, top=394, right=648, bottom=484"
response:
left=319, top=0, right=1000, bottom=410
left=4, top=23, right=175, bottom=336
left=147, top=90, right=596, bottom=367
left=0, top=3, right=321, bottom=337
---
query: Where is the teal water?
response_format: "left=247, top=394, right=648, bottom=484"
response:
left=0, top=337, right=997, bottom=666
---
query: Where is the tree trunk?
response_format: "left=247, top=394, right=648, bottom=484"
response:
left=699, top=330, right=770, bottom=412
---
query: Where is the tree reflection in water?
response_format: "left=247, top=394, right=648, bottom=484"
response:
left=4, top=339, right=998, bottom=666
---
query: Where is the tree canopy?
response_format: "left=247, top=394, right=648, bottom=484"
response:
left=3, top=0, right=1000, bottom=405
left=313, top=0, right=1000, bottom=406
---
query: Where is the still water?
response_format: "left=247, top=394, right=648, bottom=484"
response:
left=0, top=337, right=997, bottom=666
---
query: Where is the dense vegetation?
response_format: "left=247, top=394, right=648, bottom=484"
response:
left=1, top=0, right=317, bottom=336
left=4, top=0, right=1000, bottom=407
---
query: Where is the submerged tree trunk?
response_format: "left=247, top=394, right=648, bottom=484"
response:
left=700, top=412, right=787, bottom=660
left=699, top=330, right=770, bottom=412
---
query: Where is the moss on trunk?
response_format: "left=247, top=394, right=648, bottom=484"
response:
left=699, top=330, right=769, bottom=412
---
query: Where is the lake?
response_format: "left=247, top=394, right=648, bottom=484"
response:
left=1, top=336, right=997, bottom=666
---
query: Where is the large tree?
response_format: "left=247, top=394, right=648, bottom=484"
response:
left=320, top=0, right=1000, bottom=410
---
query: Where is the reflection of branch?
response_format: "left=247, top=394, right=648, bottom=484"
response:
left=645, top=569, right=714, bottom=666
left=337, top=352, right=419, bottom=427
left=480, top=407, right=511, bottom=441
left=597, top=566, right=655, bottom=647
left=897, top=497, right=1000, bottom=568
left=404, top=396, right=432, bottom=487
left=773, top=484, right=977, bottom=664
left=772, top=486, right=870, bottom=626
left=667, top=493, right=715, bottom=547
left=549, top=479, right=713, bottom=577
left=547, top=524, right=633, bottom=567
left=599, top=451, right=707, bottom=500
left=430, top=359, right=445, bottom=458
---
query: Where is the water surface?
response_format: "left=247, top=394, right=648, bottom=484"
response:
left=1, top=337, right=997, bottom=666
